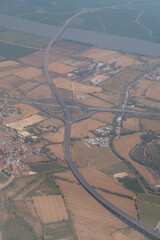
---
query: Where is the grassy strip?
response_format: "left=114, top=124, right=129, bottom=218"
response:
left=0, top=41, right=36, bottom=60
left=0, top=31, right=50, bottom=48
left=95, top=187, right=134, bottom=200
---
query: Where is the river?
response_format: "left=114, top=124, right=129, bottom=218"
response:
left=0, top=13, right=160, bottom=57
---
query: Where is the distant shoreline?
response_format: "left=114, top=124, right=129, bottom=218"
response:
left=0, top=13, right=160, bottom=57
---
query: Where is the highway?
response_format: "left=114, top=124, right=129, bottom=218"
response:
left=42, top=10, right=160, bottom=240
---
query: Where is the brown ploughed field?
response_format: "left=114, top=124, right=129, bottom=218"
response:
left=33, top=195, right=68, bottom=223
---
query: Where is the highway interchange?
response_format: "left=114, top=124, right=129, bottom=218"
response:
left=1, top=8, right=159, bottom=240
left=41, top=8, right=160, bottom=240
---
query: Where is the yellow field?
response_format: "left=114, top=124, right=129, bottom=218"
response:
left=123, top=118, right=139, bottom=131
left=81, top=48, right=142, bottom=67
left=94, top=92, right=121, bottom=105
left=131, top=79, right=160, bottom=101
left=71, top=118, right=105, bottom=138
left=103, top=69, right=142, bottom=94
left=7, top=114, right=45, bottom=130
left=48, top=144, right=64, bottom=160
left=38, top=118, right=63, bottom=128
left=138, top=97, right=160, bottom=109
left=17, top=81, right=39, bottom=92
left=43, top=127, right=64, bottom=143
left=77, top=94, right=113, bottom=108
left=14, top=67, right=42, bottom=80
left=0, top=75, right=22, bottom=91
left=89, top=148, right=123, bottom=170
left=33, top=195, right=68, bottom=223
left=0, top=60, right=19, bottom=68
left=19, top=51, right=44, bottom=68
left=0, top=67, right=26, bottom=79
left=27, top=84, right=52, bottom=99
left=71, top=141, right=100, bottom=167
left=91, top=112, right=115, bottom=123
left=146, top=81, right=160, bottom=101
left=48, top=62, right=75, bottom=74
left=2, top=103, right=39, bottom=125
left=140, top=119, right=160, bottom=131
left=53, top=77, right=102, bottom=94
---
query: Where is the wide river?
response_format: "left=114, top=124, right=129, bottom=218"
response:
left=0, top=13, right=160, bottom=57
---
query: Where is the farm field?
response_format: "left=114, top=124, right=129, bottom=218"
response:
left=38, top=117, right=63, bottom=128
left=137, top=200, right=160, bottom=229
left=81, top=48, right=142, bottom=67
left=0, top=31, right=50, bottom=48
left=77, top=94, right=113, bottom=108
left=2, top=103, right=39, bottom=124
left=89, top=147, right=124, bottom=171
left=48, top=61, right=75, bottom=74
left=0, top=19, right=159, bottom=240
left=0, top=75, right=24, bottom=92
left=33, top=195, right=68, bottom=223
left=44, top=221, right=75, bottom=240
left=53, top=77, right=102, bottom=94
left=138, top=97, right=160, bottom=110
left=27, top=84, right=52, bottom=99
left=23, top=154, right=50, bottom=164
left=7, top=114, right=46, bottom=130
left=48, top=144, right=65, bottom=160
left=123, top=118, right=140, bottom=131
left=140, top=119, right=160, bottom=131
left=0, top=173, right=8, bottom=183
left=15, top=81, right=39, bottom=92
left=132, top=79, right=160, bottom=101
left=52, top=40, right=89, bottom=55
left=55, top=166, right=134, bottom=197
left=94, top=91, right=121, bottom=105
left=102, top=68, right=142, bottom=94
left=91, top=112, right=115, bottom=124
left=0, top=41, right=36, bottom=60
left=71, top=118, right=105, bottom=138
left=14, top=66, right=41, bottom=80
left=43, top=127, right=64, bottom=143
left=0, top=60, right=19, bottom=68
left=19, top=51, right=44, bottom=68
left=0, top=66, right=27, bottom=79
left=56, top=179, right=140, bottom=240
left=113, top=134, right=158, bottom=186
left=71, top=141, right=100, bottom=167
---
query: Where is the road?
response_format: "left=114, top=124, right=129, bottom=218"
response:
left=42, top=9, right=160, bottom=240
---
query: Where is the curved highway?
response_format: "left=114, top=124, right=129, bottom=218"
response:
left=43, top=10, right=160, bottom=240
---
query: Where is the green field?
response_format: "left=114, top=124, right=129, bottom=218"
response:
left=137, top=193, right=160, bottom=206
left=137, top=193, right=160, bottom=228
left=137, top=200, right=160, bottom=228
left=118, top=177, right=145, bottom=193
left=0, top=31, right=50, bottom=48
left=0, top=42, right=36, bottom=60
left=0, top=173, right=8, bottom=183
left=45, top=220, right=74, bottom=240
left=101, top=162, right=128, bottom=176
left=28, top=176, right=61, bottom=196
left=29, top=161, right=66, bottom=173
left=2, top=215, right=37, bottom=240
